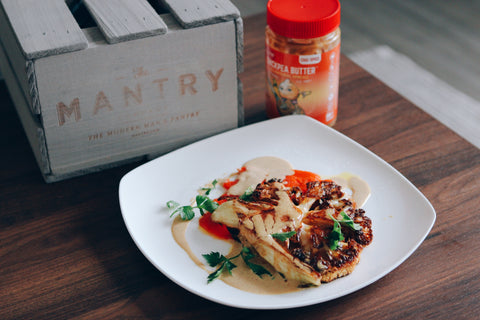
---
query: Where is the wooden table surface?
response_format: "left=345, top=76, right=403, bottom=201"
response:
left=1, top=13, right=479, bottom=320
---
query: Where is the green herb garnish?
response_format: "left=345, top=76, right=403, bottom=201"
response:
left=201, top=179, right=218, bottom=196
left=327, top=211, right=361, bottom=250
left=271, top=230, right=297, bottom=242
left=203, top=247, right=272, bottom=283
left=239, top=184, right=256, bottom=201
left=203, top=251, right=238, bottom=283
left=166, top=200, right=180, bottom=209
left=240, top=247, right=272, bottom=278
left=167, top=182, right=219, bottom=220
left=339, top=211, right=362, bottom=231
left=166, top=200, right=195, bottom=220
left=328, top=220, right=344, bottom=250
left=195, top=195, right=219, bottom=215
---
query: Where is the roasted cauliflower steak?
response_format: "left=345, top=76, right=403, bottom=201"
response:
left=212, top=179, right=373, bottom=286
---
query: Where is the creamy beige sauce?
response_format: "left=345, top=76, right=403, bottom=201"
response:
left=171, top=216, right=302, bottom=294
left=330, top=173, right=371, bottom=207
left=217, top=242, right=302, bottom=294
left=171, top=217, right=205, bottom=268
left=227, top=156, right=294, bottom=196
left=171, top=156, right=371, bottom=294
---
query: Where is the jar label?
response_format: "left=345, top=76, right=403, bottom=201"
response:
left=265, top=44, right=340, bottom=125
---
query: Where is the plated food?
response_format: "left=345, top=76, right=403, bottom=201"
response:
left=168, top=156, right=373, bottom=293
left=119, top=115, right=436, bottom=308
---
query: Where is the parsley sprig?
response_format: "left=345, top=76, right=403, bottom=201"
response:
left=328, top=219, right=344, bottom=250
left=200, top=179, right=218, bottom=196
left=166, top=180, right=219, bottom=220
left=239, top=184, right=256, bottom=201
left=241, top=247, right=273, bottom=278
left=203, top=247, right=272, bottom=283
left=271, top=230, right=296, bottom=242
left=203, top=251, right=238, bottom=283
left=327, top=211, right=362, bottom=250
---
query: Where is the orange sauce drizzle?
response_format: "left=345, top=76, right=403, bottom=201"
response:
left=198, top=212, right=232, bottom=240
left=282, top=170, right=323, bottom=193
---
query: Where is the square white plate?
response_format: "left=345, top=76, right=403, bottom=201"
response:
left=119, top=115, right=436, bottom=309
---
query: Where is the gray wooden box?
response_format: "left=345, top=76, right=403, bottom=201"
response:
left=0, top=0, right=244, bottom=182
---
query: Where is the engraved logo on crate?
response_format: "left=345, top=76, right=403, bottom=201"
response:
left=55, top=67, right=224, bottom=127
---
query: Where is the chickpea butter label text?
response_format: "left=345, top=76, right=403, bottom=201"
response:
left=267, top=59, right=316, bottom=75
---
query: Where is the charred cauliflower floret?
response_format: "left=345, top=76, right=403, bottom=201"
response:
left=212, top=180, right=373, bottom=286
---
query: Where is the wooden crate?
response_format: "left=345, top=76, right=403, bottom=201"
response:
left=0, top=0, right=244, bottom=182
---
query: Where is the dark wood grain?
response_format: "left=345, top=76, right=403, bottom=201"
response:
left=1, top=13, right=479, bottom=320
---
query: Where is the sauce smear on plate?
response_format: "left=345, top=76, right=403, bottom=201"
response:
left=171, top=156, right=371, bottom=294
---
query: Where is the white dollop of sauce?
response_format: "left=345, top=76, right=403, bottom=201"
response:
left=330, top=173, right=371, bottom=207
left=227, top=156, right=294, bottom=195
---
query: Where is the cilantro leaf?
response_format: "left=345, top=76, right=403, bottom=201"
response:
left=203, top=248, right=272, bottom=283
left=203, top=251, right=238, bottom=283
left=240, top=246, right=255, bottom=260
left=166, top=200, right=180, bottom=209
left=167, top=182, right=220, bottom=220
left=271, top=231, right=296, bottom=242
left=239, top=185, right=256, bottom=201
left=339, top=211, right=362, bottom=230
left=245, top=261, right=272, bottom=278
left=223, top=259, right=237, bottom=275
left=326, top=211, right=362, bottom=250
left=167, top=204, right=196, bottom=220
left=196, top=195, right=219, bottom=213
left=207, top=263, right=227, bottom=283
left=201, top=179, right=218, bottom=196
left=328, top=220, right=344, bottom=250
left=179, top=206, right=195, bottom=220
left=202, top=252, right=224, bottom=267
left=241, top=247, right=272, bottom=278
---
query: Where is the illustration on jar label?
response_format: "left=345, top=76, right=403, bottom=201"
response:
left=266, top=44, right=340, bottom=125
left=269, top=78, right=311, bottom=115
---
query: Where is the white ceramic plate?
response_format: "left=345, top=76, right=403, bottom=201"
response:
left=119, top=115, right=436, bottom=309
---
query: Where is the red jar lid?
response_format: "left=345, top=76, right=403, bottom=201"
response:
left=267, top=0, right=341, bottom=39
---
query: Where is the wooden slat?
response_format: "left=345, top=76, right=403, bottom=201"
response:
left=0, top=0, right=87, bottom=59
left=83, top=0, right=167, bottom=44
left=0, top=39, right=50, bottom=174
left=234, top=17, right=244, bottom=73
left=0, top=3, right=39, bottom=114
left=160, top=0, right=240, bottom=28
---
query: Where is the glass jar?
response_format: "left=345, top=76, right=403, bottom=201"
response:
left=265, top=0, right=341, bottom=126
